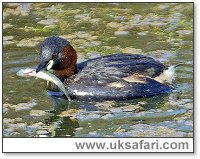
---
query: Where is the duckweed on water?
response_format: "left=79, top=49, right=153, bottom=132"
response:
left=3, top=23, right=13, bottom=29
left=113, top=124, right=187, bottom=137
left=58, top=109, right=82, bottom=118
left=114, top=30, right=130, bottom=36
left=122, top=104, right=145, bottom=113
left=4, top=100, right=37, bottom=111
left=16, top=37, right=46, bottom=48
left=29, top=110, right=49, bottom=117
left=121, top=47, right=143, bottom=54
left=37, top=17, right=59, bottom=26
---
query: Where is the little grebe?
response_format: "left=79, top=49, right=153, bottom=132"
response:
left=36, top=36, right=174, bottom=101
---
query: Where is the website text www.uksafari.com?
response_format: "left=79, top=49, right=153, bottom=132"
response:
left=75, top=139, right=190, bottom=152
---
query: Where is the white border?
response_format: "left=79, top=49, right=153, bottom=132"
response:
left=3, top=138, right=194, bottom=152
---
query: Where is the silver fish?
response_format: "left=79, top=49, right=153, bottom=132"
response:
left=17, top=68, right=71, bottom=101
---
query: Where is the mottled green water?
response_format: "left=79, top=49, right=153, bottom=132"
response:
left=3, top=3, right=193, bottom=137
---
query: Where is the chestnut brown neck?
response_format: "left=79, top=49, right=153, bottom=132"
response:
left=54, top=45, right=77, bottom=79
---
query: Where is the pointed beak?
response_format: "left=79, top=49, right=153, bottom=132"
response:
left=36, top=60, right=55, bottom=73
left=36, top=61, right=48, bottom=73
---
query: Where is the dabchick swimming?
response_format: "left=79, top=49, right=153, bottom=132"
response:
left=35, top=36, right=176, bottom=101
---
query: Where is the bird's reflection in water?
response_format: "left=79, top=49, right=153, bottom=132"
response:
left=44, top=95, right=80, bottom=137
left=43, top=91, right=182, bottom=137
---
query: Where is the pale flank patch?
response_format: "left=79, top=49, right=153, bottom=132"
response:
left=154, top=66, right=175, bottom=84
left=107, top=82, right=126, bottom=88
left=74, top=90, right=93, bottom=96
left=146, top=67, right=156, bottom=76
left=123, top=75, right=146, bottom=83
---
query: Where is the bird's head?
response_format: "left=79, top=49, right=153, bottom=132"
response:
left=36, top=36, right=77, bottom=78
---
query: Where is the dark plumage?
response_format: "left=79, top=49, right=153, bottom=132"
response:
left=36, top=36, right=173, bottom=101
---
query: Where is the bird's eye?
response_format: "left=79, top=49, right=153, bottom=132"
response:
left=52, top=54, right=57, bottom=59
left=52, top=52, right=60, bottom=59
